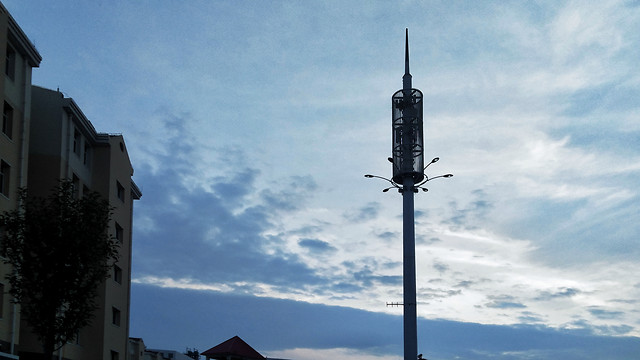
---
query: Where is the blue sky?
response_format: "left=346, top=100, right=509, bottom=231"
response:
left=6, top=1, right=640, bottom=359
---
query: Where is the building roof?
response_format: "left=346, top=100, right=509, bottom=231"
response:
left=201, top=336, right=265, bottom=360
left=1, top=2, right=42, bottom=66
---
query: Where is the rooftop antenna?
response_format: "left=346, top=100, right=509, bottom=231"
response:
left=365, top=28, right=452, bottom=360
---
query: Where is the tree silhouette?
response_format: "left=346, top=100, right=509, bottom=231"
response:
left=1, top=181, right=119, bottom=359
left=185, top=348, right=201, bottom=359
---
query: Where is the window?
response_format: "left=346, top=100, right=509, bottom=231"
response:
left=73, top=129, right=81, bottom=155
left=116, top=181, right=125, bottom=202
left=3, top=102, right=13, bottom=139
left=110, top=350, right=119, bottom=360
left=72, top=174, right=80, bottom=199
left=115, top=222, right=124, bottom=243
left=0, top=283, right=4, bottom=318
left=82, top=185, right=90, bottom=198
left=83, top=143, right=90, bottom=165
left=113, top=265, right=122, bottom=284
left=0, top=160, right=10, bottom=197
left=5, top=45, right=15, bottom=80
left=112, top=307, right=121, bottom=326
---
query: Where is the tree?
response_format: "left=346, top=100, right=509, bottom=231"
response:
left=185, top=348, right=201, bottom=359
left=1, top=181, right=119, bottom=359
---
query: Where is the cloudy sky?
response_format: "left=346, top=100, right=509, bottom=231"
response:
left=6, top=1, right=640, bottom=359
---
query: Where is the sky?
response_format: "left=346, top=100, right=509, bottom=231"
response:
left=5, top=1, right=640, bottom=359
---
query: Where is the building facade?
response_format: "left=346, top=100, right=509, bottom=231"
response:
left=128, top=339, right=195, bottom=360
left=0, top=2, right=41, bottom=359
left=18, top=86, right=141, bottom=360
left=0, top=3, right=141, bottom=359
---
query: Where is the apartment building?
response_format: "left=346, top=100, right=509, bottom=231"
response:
left=18, top=86, right=141, bottom=360
left=0, top=2, right=41, bottom=359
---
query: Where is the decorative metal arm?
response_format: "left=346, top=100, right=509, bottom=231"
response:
left=365, top=157, right=452, bottom=194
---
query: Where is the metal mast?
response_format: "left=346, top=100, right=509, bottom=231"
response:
left=401, top=28, right=418, bottom=360
left=365, top=28, right=452, bottom=360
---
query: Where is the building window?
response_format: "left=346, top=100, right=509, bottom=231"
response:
left=112, top=307, right=121, bottom=326
left=115, top=222, right=123, bottom=243
left=83, top=143, right=90, bottom=165
left=73, top=129, right=81, bottom=155
left=72, top=174, right=80, bottom=199
left=0, top=283, right=4, bottom=318
left=0, top=160, right=10, bottom=198
left=3, top=102, right=13, bottom=139
left=5, top=45, right=15, bottom=80
left=116, top=181, right=125, bottom=202
left=113, top=265, right=122, bottom=284
left=111, top=350, right=119, bottom=360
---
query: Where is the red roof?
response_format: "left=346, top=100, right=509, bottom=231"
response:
left=202, top=335, right=265, bottom=360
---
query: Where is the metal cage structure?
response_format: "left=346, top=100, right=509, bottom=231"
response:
left=392, top=87, right=424, bottom=185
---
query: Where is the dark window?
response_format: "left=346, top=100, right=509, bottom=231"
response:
left=112, top=307, right=120, bottom=326
left=0, top=160, right=10, bottom=197
left=115, top=222, right=124, bottom=243
left=111, top=350, right=119, bottom=360
left=72, top=174, right=80, bottom=199
left=113, top=265, right=122, bottom=284
left=116, top=181, right=125, bottom=202
left=5, top=45, right=15, bottom=80
left=83, top=143, right=90, bottom=165
left=0, top=283, right=4, bottom=318
left=73, top=129, right=81, bottom=155
left=3, top=102, right=13, bottom=139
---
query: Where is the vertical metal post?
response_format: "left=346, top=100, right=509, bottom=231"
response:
left=403, top=178, right=417, bottom=360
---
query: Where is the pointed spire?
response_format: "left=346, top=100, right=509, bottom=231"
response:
left=405, top=28, right=410, bottom=75
left=403, top=28, right=412, bottom=90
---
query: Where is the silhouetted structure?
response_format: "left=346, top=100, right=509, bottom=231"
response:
left=0, top=2, right=41, bottom=358
left=202, top=336, right=265, bottom=360
left=17, top=86, right=141, bottom=360
left=365, top=29, right=451, bottom=360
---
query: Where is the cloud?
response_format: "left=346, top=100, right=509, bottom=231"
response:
left=519, top=311, right=545, bottom=323
left=131, top=284, right=640, bottom=360
left=485, top=295, right=527, bottom=309
left=432, top=261, right=449, bottom=274
left=587, top=307, right=624, bottom=320
left=298, top=238, right=337, bottom=254
left=444, top=189, right=493, bottom=229
left=535, top=287, right=582, bottom=301
left=343, top=202, right=380, bottom=223
left=352, top=267, right=402, bottom=288
left=375, top=231, right=397, bottom=242
left=454, top=280, right=475, bottom=289
left=131, top=113, right=326, bottom=292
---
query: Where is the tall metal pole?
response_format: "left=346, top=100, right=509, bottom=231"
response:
left=366, top=29, right=452, bottom=359
left=401, top=28, right=418, bottom=360
left=368, top=28, right=434, bottom=360
left=403, top=178, right=417, bottom=360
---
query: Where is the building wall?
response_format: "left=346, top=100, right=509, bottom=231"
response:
left=22, top=86, right=140, bottom=360
left=0, top=2, right=40, bottom=359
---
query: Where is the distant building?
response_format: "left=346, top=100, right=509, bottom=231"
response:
left=17, top=86, right=141, bottom=359
left=129, top=338, right=196, bottom=360
left=129, top=338, right=147, bottom=360
left=0, top=1, right=41, bottom=359
left=146, top=349, right=194, bottom=360
left=202, top=336, right=265, bottom=360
